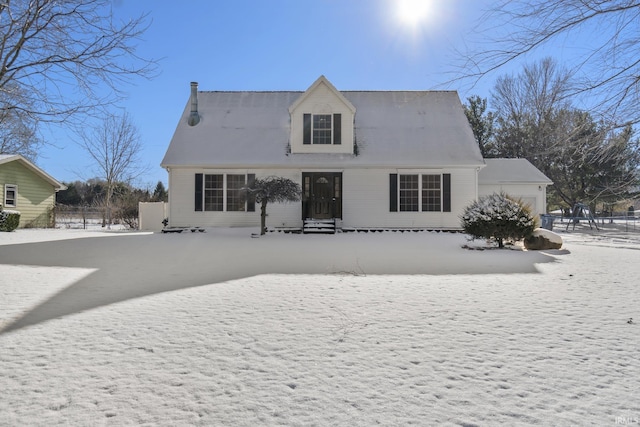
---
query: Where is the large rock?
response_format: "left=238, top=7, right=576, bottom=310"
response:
left=524, top=228, right=563, bottom=250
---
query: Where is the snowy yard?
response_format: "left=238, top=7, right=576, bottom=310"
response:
left=0, top=226, right=639, bottom=426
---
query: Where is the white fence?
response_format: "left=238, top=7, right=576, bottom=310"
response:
left=138, top=202, right=168, bottom=232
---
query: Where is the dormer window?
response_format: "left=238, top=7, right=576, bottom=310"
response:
left=303, top=113, right=341, bottom=145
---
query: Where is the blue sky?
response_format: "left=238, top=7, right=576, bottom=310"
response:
left=38, top=0, right=512, bottom=188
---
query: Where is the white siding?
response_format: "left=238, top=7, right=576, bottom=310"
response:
left=168, top=168, right=303, bottom=229
left=289, top=81, right=355, bottom=155
left=168, top=167, right=478, bottom=230
left=342, top=168, right=477, bottom=229
left=478, top=183, right=548, bottom=216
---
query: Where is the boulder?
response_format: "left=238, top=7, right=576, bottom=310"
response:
left=524, top=228, right=563, bottom=250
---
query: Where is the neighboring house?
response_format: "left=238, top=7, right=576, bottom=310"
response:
left=478, top=158, right=553, bottom=216
left=161, top=76, right=549, bottom=231
left=0, top=154, right=66, bottom=228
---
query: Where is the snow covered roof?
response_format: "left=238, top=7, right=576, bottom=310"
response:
left=0, top=154, right=66, bottom=190
left=479, top=158, right=552, bottom=185
left=161, top=84, right=484, bottom=169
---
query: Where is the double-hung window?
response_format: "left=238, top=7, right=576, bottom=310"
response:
left=4, top=184, right=17, bottom=208
left=399, top=175, right=419, bottom=212
left=390, top=173, right=451, bottom=213
left=226, top=174, right=246, bottom=211
left=303, top=113, right=341, bottom=145
left=204, top=174, right=223, bottom=211
left=195, top=174, right=255, bottom=212
left=422, top=175, right=441, bottom=212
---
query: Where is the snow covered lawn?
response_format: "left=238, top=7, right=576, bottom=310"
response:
left=0, top=227, right=638, bottom=426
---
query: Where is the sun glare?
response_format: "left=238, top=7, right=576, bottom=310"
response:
left=395, top=0, right=433, bottom=28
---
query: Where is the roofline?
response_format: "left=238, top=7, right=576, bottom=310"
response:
left=288, top=75, right=357, bottom=114
left=480, top=180, right=553, bottom=185
left=161, top=163, right=486, bottom=170
left=0, top=154, right=67, bottom=191
left=194, top=89, right=460, bottom=95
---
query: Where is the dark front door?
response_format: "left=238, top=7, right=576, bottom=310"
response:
left=302, top=172, right=342, bottom=219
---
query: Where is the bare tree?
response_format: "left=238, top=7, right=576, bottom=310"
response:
left=0, top=0, right=156, bottom=125
left=491, top=58, right=573, bottom=161
left=489, top=58, right=640, bottom=209
left=456, top=0, right=640, bottom=125
left=76, top=112, right=146, bottom=227
left=0, top=86, right=42, bottom=161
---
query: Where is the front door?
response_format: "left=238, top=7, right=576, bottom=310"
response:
left=302, top=172, right=342, bottom=219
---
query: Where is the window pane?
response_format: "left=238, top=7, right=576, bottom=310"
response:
left=5, top=185, right=16, bottom=207
left=399, top=175, right=418, bottom=212
left=313, top=114, right=332, bottom=144
left=422, top=174, right=441, bottom=212
left=204, top=174, right=223, bottom=211
left=226, top=174, right=246, bottom=211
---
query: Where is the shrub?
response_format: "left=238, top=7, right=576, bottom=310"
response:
left=461, top=192, right=536, bottom=248
left=0, top=209, right=21, bottom=231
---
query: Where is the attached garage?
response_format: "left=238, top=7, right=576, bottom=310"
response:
left=478, top=158, right=553, bottom=216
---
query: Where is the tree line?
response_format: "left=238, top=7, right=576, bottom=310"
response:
left=56, top=180, right=167, bottom=228
left=463, top=57, right=640, bottom=213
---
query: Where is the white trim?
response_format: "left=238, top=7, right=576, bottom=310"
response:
left=4, top=184, right=17, bottom=208
left=200, top=172, right=252, bottom=213
left=396, top=173, right=444, bottom=213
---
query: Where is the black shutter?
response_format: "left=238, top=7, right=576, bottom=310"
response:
left=247, top=173, right=256, bottom=212
left=303, top=113, right=311, bottom=144
left=389, top=174, right=398, bottom=212
left=333, top=113, right=341, bottom=144
left=443, top=173, right=451, bottom=212
left=195, top=173, right=203, bottom=211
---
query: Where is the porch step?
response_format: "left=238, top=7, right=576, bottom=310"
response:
left=303, top=218, right=336, bottom=234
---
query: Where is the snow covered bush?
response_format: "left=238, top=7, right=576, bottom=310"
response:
left=461, top=193, right=536, bottom=248
left=0, top=207, right=21, bottom=232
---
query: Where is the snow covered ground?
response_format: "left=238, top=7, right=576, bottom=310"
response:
left=0, top=226, right=638, bottom=426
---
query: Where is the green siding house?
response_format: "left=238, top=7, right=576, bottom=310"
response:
left=0, top=154, right=66, bottom=228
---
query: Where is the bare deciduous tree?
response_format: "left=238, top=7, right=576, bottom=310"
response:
left=490, top=58, right=573, bottom=161
left=0, top=0, right=156, bottom=124
left=456, top=0, right=640, bottom=125
left=76, top=112, right=146, bottom=227
left=0, top=86, right=42, bottom=161
left=487, top=58, right=640, bottom=209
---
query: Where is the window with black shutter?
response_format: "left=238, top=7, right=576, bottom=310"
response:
left=389, top=174, right=398, bottom=212
left=303, top=113, right=342, bottom=145
left=333, top=113, right=341, bottom=144
left=195, top=174, right=203, bottom=211
left=443, top=173, right=451, bottom=212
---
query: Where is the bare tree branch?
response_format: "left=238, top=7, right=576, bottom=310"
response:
left=453, top=0, right=640, bottom=125
left=0, top=0, right=157, bottom=125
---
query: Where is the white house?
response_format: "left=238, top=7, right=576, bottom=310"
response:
left=161, top=76, right=550, bottom=232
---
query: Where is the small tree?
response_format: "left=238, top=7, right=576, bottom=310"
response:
left=461, top=193, right=536, bottom=248
left=76, top=112, right=146, bottom=227
left=245, top=177, right=301, bottom=235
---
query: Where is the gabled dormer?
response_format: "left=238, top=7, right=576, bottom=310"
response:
left=288, top=76, right=356, bottom=154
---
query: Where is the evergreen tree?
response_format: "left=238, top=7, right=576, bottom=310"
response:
left=461, top=193, right=536, bottom=248
left=152, top=181, right=168, bottom=202
left=245, top=177, right=301, bottom=235
left=463, top=95, right=494, bottom=157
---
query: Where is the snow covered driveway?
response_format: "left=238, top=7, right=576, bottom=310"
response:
left=0, top=228, right=638, bottom=426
